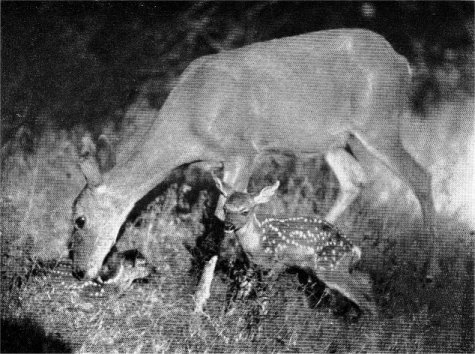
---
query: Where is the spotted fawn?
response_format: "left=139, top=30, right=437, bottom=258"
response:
left=214, top=176, right=376, bottom=317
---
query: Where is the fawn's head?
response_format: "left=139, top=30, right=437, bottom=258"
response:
left=213, top=175, right=280, bottom=231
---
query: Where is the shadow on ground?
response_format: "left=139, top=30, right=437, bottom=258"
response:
left=1, top=316, right=72, bottom=353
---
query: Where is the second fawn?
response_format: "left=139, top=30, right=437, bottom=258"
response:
left=214, top=176, right=376, bottom=317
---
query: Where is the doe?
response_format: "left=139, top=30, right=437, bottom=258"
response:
left=214, top=175, right=376, bottom=317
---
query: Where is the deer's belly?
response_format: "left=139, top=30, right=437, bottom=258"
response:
left=252, top=128, right=350, bottom=154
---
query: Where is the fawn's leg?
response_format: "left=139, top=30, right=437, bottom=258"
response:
left=316, top=253, right=376, bottom=318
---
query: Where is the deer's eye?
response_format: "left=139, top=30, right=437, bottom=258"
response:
left=75, top=216, right=86, bottom=229
left=240, top=209, right=249, bottom=216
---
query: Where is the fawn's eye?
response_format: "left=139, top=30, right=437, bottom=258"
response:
left=240, top=209, right=249, bottom=216
left=75, top=216, right=86, bottom=229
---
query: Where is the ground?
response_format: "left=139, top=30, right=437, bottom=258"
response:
left=1, top=159, right=473, bottom=353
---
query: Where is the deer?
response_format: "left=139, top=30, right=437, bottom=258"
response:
left=214, top=175, right=376, bottom=317
left=70, top=28, right=436, bottom=283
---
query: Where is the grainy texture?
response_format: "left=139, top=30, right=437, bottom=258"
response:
left=1, top=2, right=473, bottom=353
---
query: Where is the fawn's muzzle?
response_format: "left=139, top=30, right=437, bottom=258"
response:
left=224, top=221, right=237, bottom=232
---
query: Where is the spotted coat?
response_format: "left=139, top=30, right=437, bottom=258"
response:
left=260, top=216, right=357, bottom=271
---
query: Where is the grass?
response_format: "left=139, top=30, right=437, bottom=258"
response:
left=1, top=4, right=473, bottom=351
left=1, top=93, right=473, bottom=353
left=2, top=148, right=474, bottom=352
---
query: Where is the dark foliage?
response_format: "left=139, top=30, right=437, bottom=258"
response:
left=1, top=2, right=473, bottom=145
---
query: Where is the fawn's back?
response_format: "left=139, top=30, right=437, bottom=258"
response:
left=258, top=216, right=359, bottom=271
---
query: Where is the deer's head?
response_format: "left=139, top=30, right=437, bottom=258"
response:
left=69, top=135, right=125, bottom=280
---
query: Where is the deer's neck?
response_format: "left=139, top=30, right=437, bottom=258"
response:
left=235, top=214, right=263, bottom=255
left=102, top=110, right=210, bottom=206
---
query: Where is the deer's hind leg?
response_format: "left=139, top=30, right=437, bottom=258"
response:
left=348, top=132, right=437, bottom=279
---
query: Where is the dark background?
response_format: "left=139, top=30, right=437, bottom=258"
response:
left=2, top=1, right=473, bottom=145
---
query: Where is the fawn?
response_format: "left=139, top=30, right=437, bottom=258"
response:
left=214, top=176, right=376, bottom=317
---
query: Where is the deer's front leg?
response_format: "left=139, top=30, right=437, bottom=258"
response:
left=324, top=148, right=368, bottom=223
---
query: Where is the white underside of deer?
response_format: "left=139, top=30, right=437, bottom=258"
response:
left=70, top=28, right=435, bottom=281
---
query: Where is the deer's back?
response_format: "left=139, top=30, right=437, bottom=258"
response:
left=172, top=29, right=411, bottom=154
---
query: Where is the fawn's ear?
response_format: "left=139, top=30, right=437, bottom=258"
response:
left=253, top=181, right=280, bottom=205
left=212, top=173, right=234, bottom=198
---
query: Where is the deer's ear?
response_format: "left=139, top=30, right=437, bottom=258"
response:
left=96, top=134, right=116, bottom=173
left=79, top=135, right=103, bottom=188
left=253, top=181, right=280, bottom=205
left=212, top=173, right=234, bottom=197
